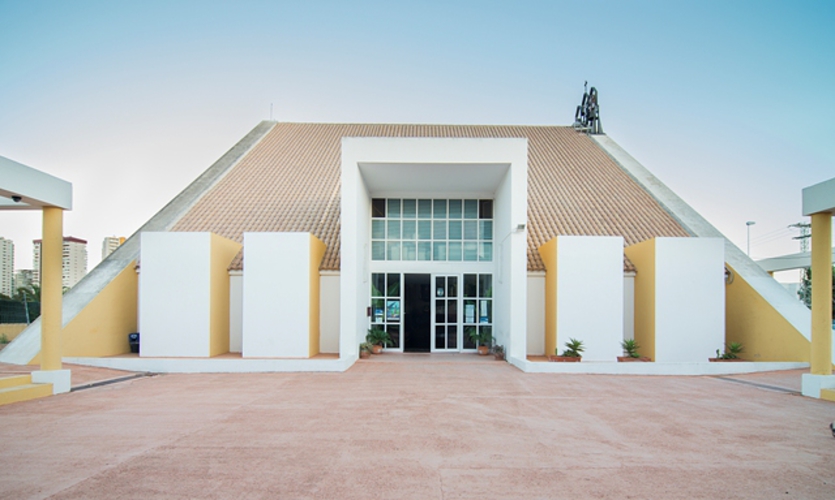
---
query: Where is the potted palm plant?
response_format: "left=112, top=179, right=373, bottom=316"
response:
left=617, top=339, right=651, bottom=362
left=366, top=327, right=392, bottom=354
left=467, top=327, right=493, bottom=355
left=709, top=342, right=744, bottom=362
left=549, top=338, right=584, bottom=362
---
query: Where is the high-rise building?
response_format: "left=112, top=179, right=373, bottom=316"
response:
left=0, top=237, right=13, bottom=297
left=33, top=236, right=88, bottom=289
left=13, top=269, right=34, bottom=296
left=101, top=236, right=126, bottom=260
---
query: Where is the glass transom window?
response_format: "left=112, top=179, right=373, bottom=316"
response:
left=371, top=198, right=493, bottom=262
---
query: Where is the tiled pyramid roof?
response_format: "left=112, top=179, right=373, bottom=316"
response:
left=172, top=122, right=689, bottom=271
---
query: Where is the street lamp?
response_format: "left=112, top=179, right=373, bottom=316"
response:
left=746, top=221, right=756, bottom=256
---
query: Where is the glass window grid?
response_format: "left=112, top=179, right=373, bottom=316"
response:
left=370, top=273, right=401, bottom=349
left=433, top=275, right=459, bottom=351
left=371, top=272, right=491, bottom=352
left=371, top=198, right=493, bottom=262
left=462, top=273, right=492, bottom=349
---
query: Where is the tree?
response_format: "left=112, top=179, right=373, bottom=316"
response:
left=14, top=284, right=41, bottom=302
left=797, top=266, right=835, bottom=319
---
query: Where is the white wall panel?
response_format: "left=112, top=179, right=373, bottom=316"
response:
left=527, top=274, right=545, bottom=355
left=229, top=273, right=243, bottom=353
left=243, top=233, right=313, bottom=358
left=556, top=236, right=623, bottom=361
left=624, top=275, right=635, bottom=341
left=654, top=238, right=725, bottom=362
left=320, top=274, right=341, bottom=354
left=139, top=232, right=211, bottom=357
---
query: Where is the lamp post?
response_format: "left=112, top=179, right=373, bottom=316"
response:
left=746, top=221, right=756, bottom=256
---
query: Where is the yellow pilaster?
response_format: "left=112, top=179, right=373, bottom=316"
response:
left=40, top=207, right=63, bottom=371
left=810, top=212, right=833, bottom=375
left=537, top=239, right=557, bottom=357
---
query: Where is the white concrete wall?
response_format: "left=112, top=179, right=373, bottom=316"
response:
left=526, top=271, right=632, bottom=356
left=655, top=237, right=725, bottom=362
left=556, top=236, right=623, bottom=362
left=242, top=233, right=314, bottom=358
left=139, top=232, right=211, bottom=357
left=624, top=274, right=635, bottom=341
left=340, top=142, right=370, bottom=360
left=229, top=273, right=243, bottom=353
left=527, top=273, right=545, bottom=355
left=493, top=146, right=528, bottom=359
left=320, top=274, right=341, bottom=354
left=231, top=271, right=338, bottom=355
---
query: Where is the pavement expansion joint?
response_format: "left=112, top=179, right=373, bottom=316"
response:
left=71, top=372, right=156, bottom=392
left=712, top=376, right=800, bottom=395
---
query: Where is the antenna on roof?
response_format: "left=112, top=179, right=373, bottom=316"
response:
left=573, top=82, right=602, bottom=134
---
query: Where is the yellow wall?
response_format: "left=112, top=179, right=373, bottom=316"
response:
left=28, top=261, right=138, bottom=364
left=725, top=265, right=810, bottom=362
left=308, top=234, right=326, bottom=357
left=209, top=234, right=243, bottom=357
left=537, top=238, right=558, bottom=356
left=624, top=239, right=656, bottom=361
left=0, top=324, right=28, bottom=342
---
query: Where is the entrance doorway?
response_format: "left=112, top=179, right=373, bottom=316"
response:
left=370, top=272, right=492, bottom=353
left=404, top=274, right=431, bottom=352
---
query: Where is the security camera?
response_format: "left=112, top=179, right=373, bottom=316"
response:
left=11, top=196, right=21, bottom=203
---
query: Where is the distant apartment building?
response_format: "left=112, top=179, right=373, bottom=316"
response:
left=101, top=236, right=125, bottom=260
left=13, top=269, right=34, bottom=295
left=33, top=236, right=88, bottom=289
left=0, top=237, right=13, bottom=297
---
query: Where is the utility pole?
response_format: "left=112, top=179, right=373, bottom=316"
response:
left=790, top=221, right=812, bottom=282
left=789, top=222, right=812, bottom=253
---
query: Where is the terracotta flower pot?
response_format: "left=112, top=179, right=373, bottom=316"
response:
left=359, top=350, right=371, bottom=359
left=494, top=353, right=505, bottom=361
left=617, top=356, right=651, bottom=362
left=371, top=345, right=383, bottom=354
left=477, top=346, right=489, bottom=356
left=548, top=355, right=581, bottom=362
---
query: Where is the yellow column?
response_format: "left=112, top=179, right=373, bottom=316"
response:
left=40, top=207, right=63, bottom=371
left=810, top=212, right=832, bottom=375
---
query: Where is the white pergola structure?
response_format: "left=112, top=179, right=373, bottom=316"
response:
left=0, top=156, right=73, bottom=393
left=801, top=177, right=835, bottom=399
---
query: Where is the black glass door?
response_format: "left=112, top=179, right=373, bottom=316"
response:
left=404, top=274, right=431, bottom=352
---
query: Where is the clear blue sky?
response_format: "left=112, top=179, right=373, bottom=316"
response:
left=1, top=0, right=833, bottom=280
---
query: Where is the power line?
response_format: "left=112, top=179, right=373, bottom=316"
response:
left=750, top=227, right=792, bottom=244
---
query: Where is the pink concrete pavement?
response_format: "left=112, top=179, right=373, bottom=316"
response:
left=0, top=356, right=833, bottom=499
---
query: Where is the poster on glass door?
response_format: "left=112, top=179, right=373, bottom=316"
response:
left=465, top=303, right=475, bottom=323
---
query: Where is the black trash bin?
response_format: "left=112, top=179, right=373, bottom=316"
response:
left=128, top=332, right=140, bottom=353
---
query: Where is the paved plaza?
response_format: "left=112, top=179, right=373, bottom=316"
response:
left=1, top=357, right=834, bottom=499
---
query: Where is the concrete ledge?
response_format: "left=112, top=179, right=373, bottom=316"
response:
left=31, top=369, right=71, bottom=394
left=510, top=357, right=808, bottom=375
left=65, top=356, right=356, bottom=374
left=801, top=373, right=835, bottom=398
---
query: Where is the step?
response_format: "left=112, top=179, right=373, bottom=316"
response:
left=0, top=383, right=53, bottom=406
left=821, top=388, right=835, bottom=403
left=0, top=374, right=32, bottom=389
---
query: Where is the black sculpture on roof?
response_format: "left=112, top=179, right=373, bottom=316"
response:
left=573, top=82, right=602, bottom=135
